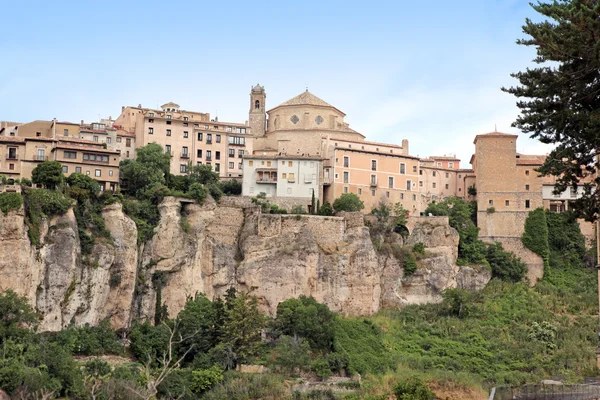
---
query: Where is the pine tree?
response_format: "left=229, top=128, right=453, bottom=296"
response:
left=502, top=0, right=600, bottom=221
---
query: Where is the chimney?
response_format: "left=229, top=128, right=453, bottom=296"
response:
left=81, top=120, right=84, bottom=125
left=121, top=106, right=125, bottom=111
left=402, top=139, right=409, bottom=154
left=138, top=104, right=142, bottom=108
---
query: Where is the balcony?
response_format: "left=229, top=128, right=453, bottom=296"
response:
left=33, top=155, right=49, bottom=161
left=370, top=180, right=378, bottom=187
left=180, top=152, right=190, bottom=159
left=206, top=156, right=212, bottom=161
left=256, top=169, right=277, bottom=184
left=6, top=154, right=18, bottom=160
left=206, top=140, right=212, bottom=144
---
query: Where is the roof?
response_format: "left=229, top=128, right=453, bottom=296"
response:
left=0, top=136, right=26, bottom=144
left=473, top=131, right=518, bottom=144
left=54, top=143, right=120, bottom=154
left=161, top=102, right=180, bottom=108
left=268, top=90, right=345, bottom=115
left=116, top=129, right=136, bottom=137
left=244, top=154, right=324, bottom=161
left=516, top=155, right=546, bottom=166
left=59, top=137, right=107, bottom=146
left=335, top=146, right=420, bottom=160
left=430, top=155, right=460, bottom=161
left=325, top=137, right=402, bottom=149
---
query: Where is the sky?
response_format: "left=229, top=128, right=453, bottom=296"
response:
left=0, top=0, right=554, bottom=166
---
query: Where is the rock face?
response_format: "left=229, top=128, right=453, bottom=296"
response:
left=0, top=197, right=492, bottom=330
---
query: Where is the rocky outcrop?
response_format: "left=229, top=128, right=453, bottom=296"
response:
left=0, top=197, right=492, bottom=330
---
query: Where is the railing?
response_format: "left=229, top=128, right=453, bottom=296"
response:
left=206, top=156, right=212, bottom=161
left=256, top=178, right=277, bottom=183
left=206, top=140, right=212, bottom=144
left=491, top=384, right=600, bottom=400
left=180, top=153, right=190, bottom=159
left=34, top=155, right=49, bottom=161
left=6, top=155, right=18, bottom=160
left=370, top=181, right=378, bottom=187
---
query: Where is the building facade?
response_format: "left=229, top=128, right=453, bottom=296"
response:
left=114, top=102, right=250, bottom=179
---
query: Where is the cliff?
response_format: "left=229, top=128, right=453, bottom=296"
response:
left=0, top=197, right=491, bottom=331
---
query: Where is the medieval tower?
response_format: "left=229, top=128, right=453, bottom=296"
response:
left=249, top=84, right=266, bottom=136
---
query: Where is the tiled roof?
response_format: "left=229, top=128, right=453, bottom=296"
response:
left=516, top=155, right=546, bottom=165
left=279, top=91, right=335, bottom=108
left=0, top=136, right=26, bottom=143
left=54, top=143, right=120, bottom=154
left=59, top=137, right=106, bottom=146
left=116, top=129, right=136, bottom=137
left=430, top=155, right=460, bottom=161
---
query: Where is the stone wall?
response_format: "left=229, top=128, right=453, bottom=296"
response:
left=219, top=195, right=312, bottom=212
left=482, top=236, right=544, bottom=285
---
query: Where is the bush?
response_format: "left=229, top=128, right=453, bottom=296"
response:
left=219, top=179, right=242, bottom=195
left=32, top=161, right=64, bottom=189
left=403, top=251, right=418, bottom=277
left=23, top=189, right=73, bottom=245
left=393, top=378, right=434, bottom=400
left=333, top=319, right=391, bottom=375
left=441, top=288, right=483, bottom=318
left=207, top=183, right=223, bottom=202
left=66, top=173, right=101, bottom=196
left=188, top=183, right=208, bottom=204
left=190, top=365, right=224, bottom=394
left=291, top=205, right=307, bottom=214
left=54, top=320, right=122, bottom=356
left=412, top=242, right=425, bottom=256
left=273, top=296, right=337, bottom=351
left=318, top=200, right=334, bottom=216
left=522, top=207, right=550, bottom=267
left=269, top=335, right=312, bottom=374
left=0, top=192, right=23, bottom=215
left=486, top=242, right=527, bottom=282
left=333, top=193, right=364, bottom=212
left=202, top=372, right=288, bottom=400
left=129, top=321, right=171, bottom=363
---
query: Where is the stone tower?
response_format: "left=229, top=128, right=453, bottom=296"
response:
left=249, top=84, right=266, bottom=136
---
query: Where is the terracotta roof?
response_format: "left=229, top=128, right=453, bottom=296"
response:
left=116, top=129, right=136, bottom=137
left=516, top=155, right=545, bottom=165
left=430, top=156, right=460, bottom=161
left=269, top=90, right=345, bottom=115
left=335, top=147, right=420, bottom=160
left=0, top=136, right=26, bottom=143
left=54, top=144, right=120, bottom=154
left=473, top=131, right=518, bottom=144
left=324, top=137, right=401, bottom=148
left=244, top=154, right=323, bottom=161
left=59, top=137, right=106, bottom=146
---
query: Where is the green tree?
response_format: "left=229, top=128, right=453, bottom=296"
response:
left=219, top=179, right=242, bottom=195
left=486, top=242, right=527, bottom=282
left=318, top=200, right=334, bottom=216
left=502, top=1, right=600, bottom=221
left=177, top=293, right=218, bottom=361
left=31, top=161, right=64, bottom=190
left=188, top=182, right=208, bottom=204
left=66, top=172, right=101, bottom=196
left=268, top=335, right=312, bottom=374
left=0, top=290, right=38, bottom=341
left=272, top=296, right=337, bottom=351
left=120, top=143, right=171, bottom=195
left=393, top=378, right=435, bottom=400
left=333, top=193, right=364, bottom=212
left=441, top=288, right=483, bottom=319
left=188, top=164, right=219, bottom=185
left=521, top=207, right=550, bottom=267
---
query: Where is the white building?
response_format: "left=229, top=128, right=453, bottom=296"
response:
left=242, top=154, right=322, bottom=200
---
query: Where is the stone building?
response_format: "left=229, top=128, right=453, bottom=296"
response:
left=114, top=102, right=250, bottom=179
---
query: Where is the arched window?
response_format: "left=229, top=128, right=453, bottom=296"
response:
left=255, top=100, right=260, bottom=109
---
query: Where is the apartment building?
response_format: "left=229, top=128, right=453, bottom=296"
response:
left=0, top=121, right=120, bottom=191
left=78, top=119, right=136, bottom=160
left=114, top=102, right=250, bottom=178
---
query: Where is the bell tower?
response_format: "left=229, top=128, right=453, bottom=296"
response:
left=249, top=84, right=266, bottom=136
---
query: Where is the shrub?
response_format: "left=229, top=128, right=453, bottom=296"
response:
left=333, top=319, right=391, bottom=375
left=32, top=161, right=64, bottom=189
left=202, top=372, right=288, bottom=400
left=403, top=251, right=418, bottom=277
left=0, top=192, right=23, bottom=215
left=188, top=183, right=208, bottom=204
left=190, top=365, right=224, bottom=394
left=219, top=179, right=242, bottom=195
left=66, top=173, right=101, bottom=196
left=393, top=378, right=434, bottom=400
left=412, top=242, right=425, bottom=256
left=291, top=205, right=307, bottom=214
left=333, top=193, right=364, bottom=212
left=318, top=200, right=334, bottom=216
left=207, top=183, right=223, bottom=202
left=441, top=288, right=483, bottom=318
left=268, top=335, right=312, bottom=374
left=273, top=296, right=337, bottom=351
left=23, top=189, right=73, bottom=245
left=486, top=242, right=527, bottom=282
left=311, top=358, right=333, bottom=380
left=522, top=207, right=550, bottom=267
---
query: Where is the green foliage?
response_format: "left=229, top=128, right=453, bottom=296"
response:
left=31, top=161, right=64, bottom=189
left=403, top=251, right=417, bottom=277
left=188, top=182, right=208, bottom=204
left=528, top=321, right=557, bottom=352
left=311, top=358, right=333, bottom=380
left=333, top=193, right=364, bottom=212
left=412, top=243, right=425, bottom=256
left=333, top=319, right=392, bottom=375
left=502, top=1, right=600, bottom=221
left=54, top=320, right=122, bottom=356
left=207, top=182, right=223, bottom=202
left=269, top=335, right=312, bottom=374
left=291, top=205, right=307, bottom=214
left=120, top=143, right=171, bottom=196
left=177, top=293, right=219, bottom=361
left=440, top=288, right=483, bottom=319
left=0, top=192, right=23, bottom=215
left=0, top=290, right=38, bottom=341
left=23, top=189, right=73, bottom=245
left=425, top=197, right=486, bottom=265
left=393, top=378, right=434, bottom=400
left=202, top=372, right=288, bottom=400
left=467, top=185, right=477, bottom=197
left=318, top=200, right=334, bottom=216
left=190, top=365, right=224, bottom=394
left=522, top=207, right=550, bottom=267
left=84, top=358, right=111, bottom=378
left=219, top=179, right=242, bottom=195
left=273, top=296, right=337, bottom=351
left=66, top=172, right=100, bottom=196
left=129, top=321, right=171, bottom=363
left=188, top=164, right=219, bottom=186
left=486, top=242, right=527, bottom=282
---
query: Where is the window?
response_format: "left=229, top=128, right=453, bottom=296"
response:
left=239, top=163, right=242, bottom=169
left=149, top=119, right=154, bottom=123
left=197, top=149, right=202, bottom=158
left=216, top=151, right=221, bottom=160
left=214, top=126, right=218, bottom=130
left=505, top=200, right=510, bottom=206
left=249, top=161, right=253, bottom=166
left=400, top=193, right=404, bottom=199
left=288, top=161, right=293, bottom=167
left=525, top=184, right=530, bottom=191
left=389, top=177, right=394, bottom=188
left=288, top=173, right=295, bottom=182
left=182, top=146, right=188, bottom=156
left=64, top=129, right=68, bottom=135
left=109, top=170, right=113, bottom=176
left=525, top=170, right=530, bottom=176
left=343, top=172, right=349, bottom=183
left=406, top=180, right=412, bottom=191
left=180, top=164, right=187, bottom=173
left=459, top=188, right=462, bottom=192
left=116, top=137, right=122, bottom=143
left=432, top=171, right=436, bottom=177
left=419, top=181, right=423, bottom=187
left=184, top=116, right=188, bottom=121
left=215, top=163, right=220, bottom=172
left=445, top=173, right=449, bottom=178
left=458, top=174, right=461, bottom=178
left=255, top=100, right=260, bottom=109
left=149, top=112, right=154, bottom=117
left=358, top=188, right=362, bottom=195
left=445, top=184, right=449, bottom=189
left=371, top=190, right=375, bottom=196
left=9, top=163, right=14, bottom=170
left=197, top=132, right=203, bottom=141
left=75, top=166, right=81, bottom=173
left=432, top=182, right=436, bottom=188
left=107, top=137, right=112, bottom=144
left=166, top=115, right=171, bottom=120
left=371, top=160, right=377, bottom=171
left=165, top=145, right=171, bottom=153
left=95, top=169, right=101, bottom=177
left=207, top=134, right=212, bottom=144
left=343, top=156, right=349, bottom=168
left=126, top=138, right=131, bottom=147
left=183, top=131, right=189, bottom=138
left=282, top=173, right=287, bottom=179
left=62, top=166, right=68, bottom=173
left=148, top=127, right=154, bottom=134
left=419, top=170, right=423, bottom=175
left=238, top=150, right=243, bottom=158
left=229, top=149, right=235, bottom=157
left=525, top=200, right=531, bottom=209
left=227, top=127, right=232, bottom=132
left=489, top=200, right=493, bottom=205
left=216, top=135, right=221, bottom=143
left=386, top=191, right=390, bottom=198
left=206, top=150, right=212, bottom=160
left=166, top=129, right=171, bottom=136
left=229, top=162, right=234, bottom=169
left=370, top=174, right=377, bottom=185
left=413, top=194, right=416, bottom=201
left=64, top=151, right=76, bottom=159
left=400, top=163, right=406, bottom=174
left=570, top=187, right=577, bottom=197
left=228, top=136, right=245, bottom=145
left=437, top=162, right=442, bottom=167
left=93, top=136, right=99, bottom=142
left=413, top=166, right=417, bottom=173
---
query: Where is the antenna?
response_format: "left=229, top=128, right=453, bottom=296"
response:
left=494, top=124, right=497, bottom=132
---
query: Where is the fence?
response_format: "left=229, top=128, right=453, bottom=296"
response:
left=491, top=384, right=600, bottom=400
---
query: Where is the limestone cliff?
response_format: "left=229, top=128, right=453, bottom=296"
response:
left=0, top=197, right=491, bottom=331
